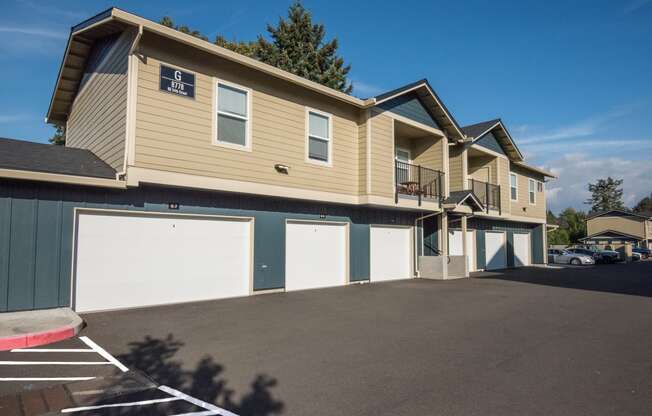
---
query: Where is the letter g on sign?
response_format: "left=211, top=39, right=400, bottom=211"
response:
left=174, top=70, right=182, bottom=81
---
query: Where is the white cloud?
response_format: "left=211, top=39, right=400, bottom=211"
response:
left=350, top=80, right=384, bottom=98
left=17, top=0, right=88, bottom=20
left=544, top=153, right=652, bottom=213
left=0, top=26, right=67, bottom=39
left=0, top=114, right=33, bottom=123
left=624, top=0, right=652, bottom=13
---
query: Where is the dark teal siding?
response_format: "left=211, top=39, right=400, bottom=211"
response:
left=469, top=218, right=543, bottom=269
left=475, top=131, right=506, bottom=156
left=0, top=180, right=416, bottom=312
left=377, top=93, right=442, bottom=130
left=422, top=216, right=439, bottom=255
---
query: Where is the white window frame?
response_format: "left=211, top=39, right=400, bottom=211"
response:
left=213, top=78, right=252, bottom=151
left=305, top=107, right=333, bottom=167
left=510, top=173, right=518, bottom=201
left=528, top=178, right=536, bottom=205
left=537, top=181, right=544, bottom=192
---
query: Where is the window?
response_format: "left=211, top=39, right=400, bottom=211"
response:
left=395, top=148, right=411, bottom=183
left=528, top=179, right=536, bottom=204
left=215, top=81, right=250, bottom=149
left=537, top=181, right=543, bottom=192
left=306, top=109, right=332, bottom=165
left=510, top=173, right=518, bottom=201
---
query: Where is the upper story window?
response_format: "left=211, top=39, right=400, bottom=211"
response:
left=537, top=181, right=543, bottom=192
left=306, top=108, right=332, bottom=166
left=510, top=173, right=518, bottom=201
left=528, top=179, right=536, bottom=204
left=214, top=81, right=251, bottom=150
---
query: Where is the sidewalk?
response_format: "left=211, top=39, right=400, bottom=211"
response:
left=0, top=308, right=83, bottom=351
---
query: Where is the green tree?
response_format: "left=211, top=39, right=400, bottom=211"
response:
left=256, top=1, right=352, bottom=93
left=159, top=1, right=353, bottom=93
left=632, top=194, right=652, bottom=213
left=548, top=228, right=570, bottom=246
left=585, top=177, right=624, bottom=213
left=546, top=209, right=558, bottom=225
left=557, top=208, right=587, bottom=243
left=49, top=125, right=65, bottom=145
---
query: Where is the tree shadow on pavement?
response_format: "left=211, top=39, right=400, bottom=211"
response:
left=472, top=262, right=652, bottom=298
left=100, top=334, right=284, bottom=416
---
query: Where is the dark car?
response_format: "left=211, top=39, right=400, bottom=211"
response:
left=568, top=247, right=619, bottom=264
left=633, top=247, right=651, bottom=259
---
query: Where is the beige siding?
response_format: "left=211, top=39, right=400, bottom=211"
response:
left=498, top=157, right=511, bottom=215
left=509, top=164, right=545, bottom=219
left=67, top=29, right=135, bottom=172
left=448, top=145, right=464, bottom=191
left=133, top=34, right=360, bottom=196
left=587, top=216, right=646, bottom=239
left=368, top=111, right=394, bottom=198
left=358, top=111, right=369, bottom=194
left=412, top=136, right=444, bottom=172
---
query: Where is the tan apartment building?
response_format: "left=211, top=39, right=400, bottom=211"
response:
left=581, top=210, right=652, bottom=248
left=0, top=8, right=555, bottom=313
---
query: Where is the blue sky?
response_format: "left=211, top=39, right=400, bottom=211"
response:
left=1, top=0, right=651, bottom=213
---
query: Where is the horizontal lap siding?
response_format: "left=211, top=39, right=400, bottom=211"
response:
left=587, top=217, right=646, bottom=239
left=358, top=113, right=368, bottom=194
left=0, top=180, right=417, bottom=311
left=510, top=164, right=545, bottom=220
left=449, top=145, right=464, bottom=191
left=499, top=158, right=510, bottom=215
left=369, top=112, right=394, bottom=198
left=66, top=30, right=134, bottom=172
left=134, top=35, right=360, bottom=197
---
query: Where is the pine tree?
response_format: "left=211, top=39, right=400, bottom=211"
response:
left=49, top=125, right=65, bottom=145
left=585, top=177, right=625, bottom=213
left=256, top=1, right=352, bottom=93
left=159, top=2, right=353, bottom=93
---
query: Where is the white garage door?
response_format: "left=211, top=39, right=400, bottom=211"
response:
left=485, top=231, right=507, bottom=270
left=448, top=230, right=463, bottom=256
left=74, top=211, right=252, bottom=313
left=285, top=221, right=347, bottom=291
left=513, top=233, right=531, bottom=267
left=370, top=226, right=412, bottom=282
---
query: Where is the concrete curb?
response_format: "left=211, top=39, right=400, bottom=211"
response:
left=0, top=309, right=84, bottom=351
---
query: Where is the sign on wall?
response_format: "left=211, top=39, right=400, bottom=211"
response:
left=159, top=65, right=195, bottom=99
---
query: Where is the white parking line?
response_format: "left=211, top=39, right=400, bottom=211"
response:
left=160, top=385, right=238, bottom=416
left=0, top=377, right=96, bottom=381
left=171, top=411, right=220, bottom=416
left=61, top=396, right=180, bottom=413
left=79, top=336, right=129, bottom=372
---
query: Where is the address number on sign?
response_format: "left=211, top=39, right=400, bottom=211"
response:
left=160, top=65, right=195, bottom=99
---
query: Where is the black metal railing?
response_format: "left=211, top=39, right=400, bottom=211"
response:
left=469, top=179, right=501, bottom=213
left=395, top=161, right=445, bottom=206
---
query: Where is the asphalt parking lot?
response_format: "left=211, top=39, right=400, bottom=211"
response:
left=2, top=261, right=652, bottom=415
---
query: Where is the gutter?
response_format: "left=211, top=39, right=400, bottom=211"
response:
left=0, top=168, right=127, bottom=189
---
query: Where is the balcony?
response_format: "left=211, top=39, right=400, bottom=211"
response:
left=468, top=179, right=501, bottom=213
left=395, top=161, right=445, bottom=206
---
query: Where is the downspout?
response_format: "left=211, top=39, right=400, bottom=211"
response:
left=414, top=211, right=443, bottom=277
left=118, top=24, right=144, bottom=181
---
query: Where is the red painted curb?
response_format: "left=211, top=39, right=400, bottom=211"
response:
left=0, top=325, right=79, bottom=351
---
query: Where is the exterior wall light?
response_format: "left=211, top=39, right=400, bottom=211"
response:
left=274, top=164, right=290, bottom=174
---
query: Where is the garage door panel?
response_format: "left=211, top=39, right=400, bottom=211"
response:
left=513, top=233, right=530, bottom=267
left=485, top=231, right=506, bottom=270
left=370, top=226, right=412, bottom=282
left=285, top=221, right=347, bottom=291
left=74, top=212, right=251, bottom=312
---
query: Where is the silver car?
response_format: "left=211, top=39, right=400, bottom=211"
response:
left=548, top=249, right=595, bottom=265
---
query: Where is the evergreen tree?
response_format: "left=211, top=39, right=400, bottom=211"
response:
left=159, top=2, right=353, bottom=93
left=256, top=1, right=352, bottom=93
left=632, top=194, right=652, bottom=213
left=557, top=208, right=587, bottom=243
left=585, top=177, right=625, bottom=213
left=49, top=125, right=65, bottom=145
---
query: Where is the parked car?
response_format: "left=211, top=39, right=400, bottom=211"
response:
left=632, top=252, right=641, bottom=261
left=633, top=247, right=651, bottom=259
left=548, top=249, right=595, bottom=265
left=566, top=247, right=603, bottom=263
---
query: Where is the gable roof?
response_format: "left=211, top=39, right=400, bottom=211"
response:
left=372, top=79, right=465, bottom=141
left=0, top=138, right=117, bottom=179
left=579, top=229, right=643, bottom=242
left=462, top=119, right=523, bottom=161
left=443, top=190, right=485, bottom=212
left=587, top=209, right=652, bottom=220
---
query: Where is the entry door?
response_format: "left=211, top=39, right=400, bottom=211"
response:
left=74, top=211, right=252, bottom=313
left=513, top=233, right=531, bottom=267
left=370, top=226, right=412, bottom=282
left=448, top=230, right=464, bottom=256
left=485, top=231, right=507, bottom=270
left=395, top=148, right=411, bottom=183
left=285, top=221, right=347, bottom=291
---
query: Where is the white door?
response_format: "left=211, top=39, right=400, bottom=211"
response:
left=74, top=211, right=252, bottom=313
left=513, top=233, right=531, bottom=267
left=285, top=221, right=347, bottom=291
left=370, top=226, right=412, bottom=282
left=466, top=231, right=476, bottom=272
left=448, top=230, right=464, bottom=256
left=485, top=231, right=506, bottom=270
